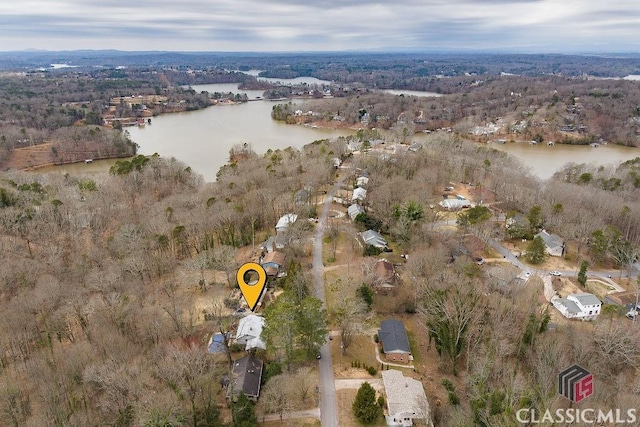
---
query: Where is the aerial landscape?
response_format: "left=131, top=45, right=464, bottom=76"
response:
left=2, top=2, right=640, bottom=427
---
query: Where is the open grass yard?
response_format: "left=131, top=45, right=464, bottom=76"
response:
left=337, top=389, right=387, bottom=427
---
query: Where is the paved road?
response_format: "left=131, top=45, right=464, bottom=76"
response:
left=312, top=174, right=348, bottom=427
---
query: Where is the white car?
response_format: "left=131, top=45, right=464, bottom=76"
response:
left=549, top=271, right=561, bottom=276
left=521, top=271, right=531, bottom=279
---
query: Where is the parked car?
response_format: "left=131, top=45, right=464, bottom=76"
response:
left=549, top=271, right=561, bottom=276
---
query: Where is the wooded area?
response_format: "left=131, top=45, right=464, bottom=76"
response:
left=1, top=131, right=639, bottom=425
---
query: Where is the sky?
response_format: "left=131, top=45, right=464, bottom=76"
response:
left=1, top=0, right=639, bottom=53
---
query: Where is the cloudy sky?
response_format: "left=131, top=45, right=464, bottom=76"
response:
left=1, top=0, right=639, bottom=53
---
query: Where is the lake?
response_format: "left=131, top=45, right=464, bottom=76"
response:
left=38, top=82, right=640, bottom=182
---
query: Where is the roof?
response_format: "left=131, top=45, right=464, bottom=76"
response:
left=352, top=187, right=367, bottom=201
left=347, top=204, right=365, bottom=221
left=438, top=198, right=471, bottom=210
left=260, top=233, right=287, bottom=252
left=226, top=355, right=263, bottom=399
left=382, top=370, right=429, bottom=419
left=374, top=259, right=396, bottom=286
left=275, top=213, right=298, bottom=232
left=360, top=229, right=387, bottom=249
left=356, top=176, right=369, bottom=186
left=262, top=251, right=285, bottom=266
left=554, top=298, right=581, bottom=315
left=236, top=315, right=266, bottom=350
left=536, top=230, right=563, bottom=249
left=378, top=319, right=410, bottom=354
left=208, top=332, right=230, bottom=354
left=569, top=293, right=601, bottom=307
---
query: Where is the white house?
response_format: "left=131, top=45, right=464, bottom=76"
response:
left=235, top=314, right=266, bottom=350
left=535, top=230, right=564, bottom=257
left=382, top=370, right=433, bottom=427
left=552, top=293, right=601, bottom=321
left=356, top=176, right=369, bottom=187
left=275, top=213, right=298, bottom=233
left=438, top=198, right=471, bottom=211
left=352, top=187, right=367, bottom=202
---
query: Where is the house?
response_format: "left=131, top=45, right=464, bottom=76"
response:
left=551, top=293, right=601, bottom=320
left=352, top=187, right=367, bottom=202
left=356, top=176, right=369, bottom=187
left=438, top=198, right=471, bottom=211
left=382, top=370, right=433, bottom=427
left=235, top=314, right=266, bottom=350
left=260, top=233, right=287, bottom=253
left=260, top=251, right=286, bottom=278
left=348, top=204, right=365, bottom=221
left=226, top=355, right=263, bottom=401
left=275, top=213, right=298, bottom=233
left=373, top=259, right=398, bottom=290
left=378, top=319, right=411, bottom=363
left=535, top=230, right=564, bottom=257
left=360, top=229, right=388, bottom=249
left=207, top=332, right=230, bottom=354
left=604, top=290, right=639, bottom=309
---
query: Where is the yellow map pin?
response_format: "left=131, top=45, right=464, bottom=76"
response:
left=237, top=262, right=267, bottom=311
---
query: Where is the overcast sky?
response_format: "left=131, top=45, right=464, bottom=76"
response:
left=1, top=0, right=639, bottom=53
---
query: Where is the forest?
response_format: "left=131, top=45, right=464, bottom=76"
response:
left=1, top=130, right=639, bottom=425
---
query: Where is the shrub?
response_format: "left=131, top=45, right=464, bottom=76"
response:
left=367, top=366, right=377, bottom=376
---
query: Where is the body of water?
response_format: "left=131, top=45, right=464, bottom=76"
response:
left=37, top=82, right=640, bottom=182
left=127, top=85, right=354, bottom=181
left=486, top=141, right=638, bottom=180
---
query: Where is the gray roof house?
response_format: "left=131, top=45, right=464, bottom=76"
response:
left=382, top=369, right=433, bottom=427
left=360, top=229, right=388, bottom=249
left=348, top=204, right=365, bottom=221
left=551, top=293, right=601, bottom=320
left=226, top=355, right=264, bottom=401
left=378, top=319, right=411, bottom=361
left=535, top=230, right=564, bottom=257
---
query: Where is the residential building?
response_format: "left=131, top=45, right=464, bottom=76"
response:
left=275, top=213, right=298, bottom=233
left=226, top=355, right=263, bottom=401
left=235, top=314, right=266, bottom=350
left=352, top=187, right=367, bottom=202
left=378, top=319, right=411, bottom=363
left=535, top=230, right=564, bottom=257
left=360, top=229, right=388, bottom=249
left=382, top=369, right=433, bottom=427
left=551, top=293, right=601, bottom=320
left=348, top=204, right=365, bottom=221
left=260, top=251, right=286, bottom=277
left=438, top=198, right=471, bottom=211
left=207, top=332, right=230, bottom=354
left=373, top=259, right=398, bottom=290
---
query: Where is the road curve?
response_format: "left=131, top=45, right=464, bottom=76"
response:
left=313, top=174, right=347, bottom=427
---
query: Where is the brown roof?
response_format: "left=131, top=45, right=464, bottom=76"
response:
left=262, top=251, right=285, bottom=266
left=374, top=259, right=396, bottom=286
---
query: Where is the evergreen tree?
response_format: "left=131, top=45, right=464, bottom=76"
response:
left=578, top=260, right=589, bottom=286
left=525, top=236, right=548, bottom=264
left=232, top=393, right=257, bottom=427
left=352, top=382, right=382, bottom=424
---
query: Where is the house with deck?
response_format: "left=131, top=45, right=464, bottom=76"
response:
left=382, top=369, right=433, bottom=427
